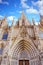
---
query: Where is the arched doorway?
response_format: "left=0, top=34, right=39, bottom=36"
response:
left=12, top=39, right=39, bottom=65
left=19, top=50, right=29, bottom=65
left=19, top=60, right=29, bottom=65
left=1, top=38, right=39, bottom=65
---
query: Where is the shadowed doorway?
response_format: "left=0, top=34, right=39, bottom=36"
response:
left=19, top=60, right=29, bottom=65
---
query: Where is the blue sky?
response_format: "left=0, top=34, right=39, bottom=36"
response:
left=0, top=0, right=43, bottom=26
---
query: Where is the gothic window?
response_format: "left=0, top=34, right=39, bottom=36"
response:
left=0, top=48, right=3, bottom=54
left=2, top=32, right=8, bottom=40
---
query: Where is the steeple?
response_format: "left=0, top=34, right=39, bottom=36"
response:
left=32, top=18, right=35, bottom=25
left=32, top=18, right=36, bottom=40
left=21, top=11, right=26, bottom=26
left=16, top=10, right=31, bottom=27
left=21, top=10, right=26, bottom=19
left=12, top=18, right=14, bottom=26
left=2, top=16, right=8, bottom=25
left=22, top=11, right=25, bottom=16
left=4, top=16, right=6, bottom=21
left=11, top=18, right=14, bottom=30
left=40, top=15, right=43, bottom=26
left=2, top=16, right=6, bottom=23
left=1, top=16, right=8, bottom=29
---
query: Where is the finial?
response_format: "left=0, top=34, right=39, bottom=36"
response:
left=4, top=16, right=7, bottom=21
left=2, top=16, right=6, bottom=23
left=22, top=10, right=25, bottom=17
left=22, top=10, right=24, bottom=14
left=39, top=13, right=43, bottom=19
left=40, top=14, right=43, bottom=26
left=12, top=18, right=14, bottom=24
left=12, top=18, right=14, bottom=26
left=32, top=18, right=35, bottom=25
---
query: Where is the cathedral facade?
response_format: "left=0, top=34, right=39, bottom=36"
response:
left=0, top=12, right=43, bottom=65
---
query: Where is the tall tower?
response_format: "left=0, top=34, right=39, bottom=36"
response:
left=40, top=15, right=43, bottom=26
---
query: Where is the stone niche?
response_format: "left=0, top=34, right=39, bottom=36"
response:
left=10, top=59, right=18, bottom=65
left=1, top=57, right=9, bottom=65
left=30, top=58, right=39, bottom=65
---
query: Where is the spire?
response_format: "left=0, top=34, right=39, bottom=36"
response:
left=32, top=18, right=36, bottom=40
left=21, top=10, right=25, bottom=19
left=2, top=16, right=6, bottom=23
left=40, top=14, right=43, bottom=19
left=22, top=10, right=24, bottom=16
left=40, top=15, right=43, bottom=26
left=21, top=10, right=25, bottom=26
left=11, top=18, right=14, bottom=27
left=17, top=20, right=19, bottom=27
left=17, top=10, right=31, bottom=27
left=1, top=16, right=8, bottom=29
left=32, top=18, right=35, bottom=25
left=4, top=16, right=6, bottom=20
left=3, top=16, right=7, bottom=22
left=12, top=18, right=14, bottom=25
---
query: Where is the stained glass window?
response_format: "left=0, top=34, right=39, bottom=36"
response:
left=2, top=32, right=8, bottom=40
left=0, top=48, right=3, bottom=54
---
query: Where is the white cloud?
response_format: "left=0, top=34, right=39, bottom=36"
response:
left=21, top=0, right=29, bottom=8
left=32, top=0, right=43, bottom=7
left=7, top=16, right=17, bottom=21
left=19, top=11, right=22, bottom=13
left=7, top=16, right=14, bottom=21
left=35, top=22, right=38, bottom=25
left=7, top=16, right=18, bottom=26
left=0, top=0, right=9, bottom=5
left=0, top=15, right=3, bottom=19
left=26, top=7, right=39, bottom=14
left=20, top=0, right=39, bottom=14
left=32, top=0, right=43, bottom=15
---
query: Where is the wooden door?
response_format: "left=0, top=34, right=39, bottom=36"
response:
left=19, top=60, right=23, bottom=65
left=19, top=60, right=29, bottom=65
left=25, top=60, right=29, bottom=65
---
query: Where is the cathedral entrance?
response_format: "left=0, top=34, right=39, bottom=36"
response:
left=19, top=60, right=29, bottom=65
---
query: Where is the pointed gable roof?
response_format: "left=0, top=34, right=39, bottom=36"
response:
left=16, top=11, right=31, bottom=27
left=1, top=16, right=8, bottom=29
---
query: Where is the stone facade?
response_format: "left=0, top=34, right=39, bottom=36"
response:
left=0, top=12, right=43, bottom=65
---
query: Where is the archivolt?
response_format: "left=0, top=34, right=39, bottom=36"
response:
left=12, top=39, right=39, bottom=58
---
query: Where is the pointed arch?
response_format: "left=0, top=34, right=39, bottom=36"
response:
left=11, top=38, right=39, bottom=59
